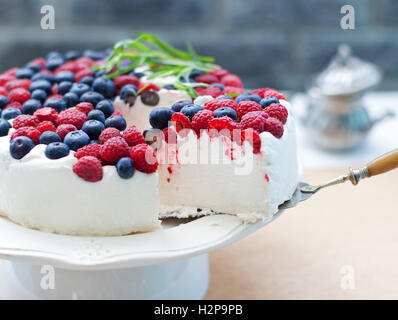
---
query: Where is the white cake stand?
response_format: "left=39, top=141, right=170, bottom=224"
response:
left=0, top=209, right=285, bottom=300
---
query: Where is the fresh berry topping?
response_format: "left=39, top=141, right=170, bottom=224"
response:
left=113, top=75, right=140, bottom=93
left=98, top=127, right=121, bottom=144
left=22, top=99, right=42, bottom=115
left=70, top=83, right=90, bottom=97
left=12, top=115, right=40, bottom=129
left=1, top=107, right=21, bottom=120
left=223, top=86, right=246, bottom=95
left=105, top=115, right=127, bottom=131
left=191, top=109, right=214, bottom=134
left=34, top=107, right=58, bottom=123
left=92, top=77, right=115, bottom=98
left=55, top=71, right=75, bottom=83
left=208, top=116, right=237, bottom=132
left=10, top=126, right=41, bottom=144
left=73, top=156, right=103, bottom=182
left=45, top=142, right=70, bottom=159
left=39, top=131, right=61, bottom=144
left=122, top=125, right=146, bottom=147
left=221, top=74, right=243, bottom=88
left=263, top=117, right=284, bottom=138
left=82, top=119, right=105, bottom=140
left=203, top=98, right=237, bottom=112
left=171, top=112, right=191, bottom=133
left=15, top=68, right=34, bottom=79
left=140, top=90, right=160, bottom=106
left=56, top=124, right=77, bottom=141
left=240, top=111, right=269, bottom=133
left=63, top=92, right=79, bottom=108
left=195, top=73, right=219, bottom=84
left=216, top=95, right=234, bottom=101
left=64, top=130, right=90, bottom=151
left=260, top=96, right=279, bottom=108
left=0, top=119, right=11, bottom=137
left=43, top=97, right=66, bottom=112
left=75, top=143, right=102, bottom=160
left=263, top=103, right=288, bottom=124
left=87, top=109, right=106, bottom=123
left=80, top=91, right=104, bottom=106
left=0, top=88, right=8, bottom=97
left=37, top=121, right=56, bottom=133
left=241, top=128, right=261, bottom=154
left=116, top=157, right=135, bottom=179
left=171, top=100, right=193, bottom=112
left=130, top=144, right=158, bottom=173
left=214, top=107, right=237, bottom=120
left=111, top=110, right=123, bottom=117
left=235, top=93, right=262, bottom=104
left=149, top=107, right=174, bottom=130
left=251, top=88, right=286, bottom=100
left=236, top=101, right=262, bottom=119
left=95, top=100, right=114, bottom=118
left=100, top=136, right=130, bottom=165
left=73, top=103, right=92, bottom=116
left=9, top=136, right=35, bottom=159
left=0, top=75, right=14, bottom=86
left=138, top=83, right=159, bottom=92
left=5, top=79, right=31, bottom=92
left=195, top=86, right=222, bottom=98
left=75, top=69, right=93, bottom=83
left=8, top=88, right=31, bottom=104
left=209, top=68, right=229, bottom=79
left=57, top=109, right=87, bottom=130
left=162, top=127, right=177, bottom=144
left=120, top=84, right=137, bottom=104
left=180, top=104, right=203, bottom=120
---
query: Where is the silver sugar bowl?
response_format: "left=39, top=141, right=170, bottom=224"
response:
left=303, top=44, right=392, bottom=151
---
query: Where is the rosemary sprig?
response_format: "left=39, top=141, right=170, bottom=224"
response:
left=98, top=32, right=219, bottom=97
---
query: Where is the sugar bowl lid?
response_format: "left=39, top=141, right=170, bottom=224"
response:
left=310, top=44, right=382, bottom=96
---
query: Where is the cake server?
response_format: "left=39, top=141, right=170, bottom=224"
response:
left=280, top=148, right=398, bottom=210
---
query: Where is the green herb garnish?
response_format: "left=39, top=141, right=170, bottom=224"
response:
left=98, top=32, right=219, bottom=98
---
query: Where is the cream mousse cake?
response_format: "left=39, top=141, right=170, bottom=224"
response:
left=0, top=33, right=300, bottom=235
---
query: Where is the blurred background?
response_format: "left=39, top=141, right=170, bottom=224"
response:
left=0, top=0, right=397, bottom=91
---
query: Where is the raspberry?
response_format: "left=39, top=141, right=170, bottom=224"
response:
left=203, top=99, right=238, bottom=112
left=0, top=75, right=14, bottom=86
left=8, top=88, right=31, bottom=104
left=251, top=88, right=286, bottom=100
left=240, top=111, right=269, bottom=133
left=30, top=57, right=46, bottom=68
left=113, top=75, right=140, bottom=93
left=195, top=73, right=219, bottom=84
left=138, top=83, right=159, bottom=92
left=73, top=156, right=103, bottom=182
left=98, top=127, right=121, bottom=144
left=241, top=128, right=261, bottom=154
left=263, top=117, right=284, bottom=138
left=34, top=107, right=58, bottom=123
left=195, top=86, right=222, bottom=98
left=112, top=110, right=123, bottom=117
left=171, top=112, right=191, bottom=133
left=5, top=79, right=31, bottom=92
left=36, top=121, right=56, bottom=133
left=100, top=137, right=130, bottom=165
left=51, top=84, right=58, bottom=95
left=75, top=69, right=93, bottom=83
left=6, top=101, right=22, bottom=111
left=208, top=116, right=237, bottom=132
left=192, top=109, right=214, bottom=134
left=56, top=124, right=77, bottom=141
left=122, top=125, right=145, bottom=147
left=12, top=115, right=40, bottom=129
left=130, top=144, right=158, bottom=173
left=263, top=103, right=288, bottom=124
left=236, top=101, right=262, bottom=119
left=209, top=68, right=229, bottom=80
left=3, top=67, right=18, bottom=77
left=221, top=74, right=243, bottom=88
left=55, top=62, right=76, bottom=74
left=162, top=127, right=177, bottom=144
left=75, top=144, right=102, bottom=160
left=75, top=102, right=94, bottom=115
left=223, top=86, right=246, bottom=95
left=57, top=109, right=87, bottom=129
left=0, top=87, right=8, bottom=96
left=10, top=126, right=41, bottom=144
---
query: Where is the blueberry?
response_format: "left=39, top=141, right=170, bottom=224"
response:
left=260, top=97, right=280, bottom=109
left=1, top=108, right=21, bottom=120
left=44, top=98, right=66, bottom=112
left=116, top=157, right=135, bottom=179
left=93, top=70, right=106, bottom=78
left=180, top=104, right=203, bottom=120
left=65, top=50, right=81, bottom=61
left=120, top=84, right=137, bottom=105
left=149, top=108, right=174, bottom=130
left=22, top=99, right=42, bottom=115
left=105, top=115, right=127, bottom=131
left=80, top=91, right=105, bottom=106
left=90, top=140, right=99, bottom=144
left=143, top=127, right=163, bottom=149
left=57, top=81, right=73, bottom=95
left=133, top=71, right=145, bottom=78
left=29, top=80, right=52, bottom=94
left=31, top=72, right=55, bottom=84
left=64, top=130, right=90, bottom=151
left=141, top=90, right=159, bottom=106
left=46, top=51, right=63, bottom=60
left=31, top=89, right=47, bottom=102
left=189, top=70, right=203, bottom=82
left=0, top=119, right=11, bottom=137
left=0, top=95, right=9, bottom=109
left=92, top=77, right=115, bottom=98
left=214, top=107, right=238, bottom=120
left=46, top=57, right=64, bottom=71
left=70, top=83, right=91, bottom=97
left=164, top=84, right=176, bottom=90
left=80, top=76, right=94, bottom=86
left=95, top=100, right=114, bottom=118
left=83, top=49, right=103, bottom=60
left=211, top=83, right=225, bottom=91
left=82, top=120, right=105, bottom=140
left=10, top=136, right=35, bottom=159
left=45, top=142, right=70, bottom=159
left=39, top=131, right=62, bottom=145
left=171, top=100, right=192, bottom=112
left=235, top=93, right=262, bottom=104
left=55, top=71, right=75, bottom=83
left=15, top=68, right=34, bottom=79
left=25, top=63, right=42, bottom=73
left=87, top=110, right=106, bottom=123
left=63, top=92, right=79, bottom=108
left=216, top=95, right=234, bottom=101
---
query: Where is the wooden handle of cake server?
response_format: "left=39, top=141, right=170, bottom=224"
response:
left=366, top=148, right=398, bottom=177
